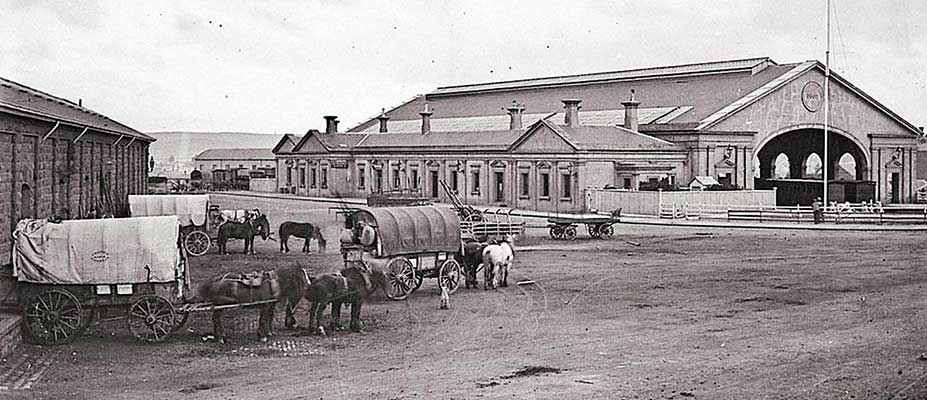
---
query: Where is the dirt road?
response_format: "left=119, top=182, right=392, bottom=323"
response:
left=4, top=194, right=927, bottom=399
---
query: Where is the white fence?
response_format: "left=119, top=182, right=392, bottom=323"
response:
left=587, top=188, right=777, bottom=216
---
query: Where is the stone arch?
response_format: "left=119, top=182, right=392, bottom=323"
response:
left=754, top=123, right=870, bottom=169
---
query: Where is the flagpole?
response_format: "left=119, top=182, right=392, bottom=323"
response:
left=823, top=0, right=831, bottom=207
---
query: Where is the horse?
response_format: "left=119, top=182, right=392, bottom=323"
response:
left=195, top=270, right=279, bottom=343
left=303, top=263, right=389, bottom=335
left=482, top=235, right=515, bottom=289
left=460, top=239, right=489, bottom=289
left=277, top=265, right=326, bottom=329
left=279, top=222, right=327, bottom=254
left=217, top=214, right=270, bottom=254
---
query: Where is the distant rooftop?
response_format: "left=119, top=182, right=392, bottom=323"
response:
left=194, top=148, right=275, bottom=160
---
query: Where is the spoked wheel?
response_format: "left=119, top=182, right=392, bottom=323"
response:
left=438, top=259, right=463, bottom=295
left=184, top=230, right=211, bottom=257
left=586, top=224, right=596, bottom=237
left=127, top=295, right=177, bottom=343
left=384, top=257, right=416, bottom=301
left=23, top=289, right=83, bottom=345
left=564, top=226, right=577, bottom=241
left=549, top=226, right=564, bottom=240
left=598, top=224, right=614, bottom=239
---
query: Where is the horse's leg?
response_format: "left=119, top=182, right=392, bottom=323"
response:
left=329, top=301, right=343, bottom=332
left=243, top=236, right=250, bottom=255
left=280, top=234, right=287, bottom=253
left=304, top=302, right=318, bottom=335
left=313, top=301, right=328, bottom=335
left=212, top=309, right=226, bottom=343
left=483, top=262, right=492, bottom=290
left=349, top=302, right=363, bottom=332
left=284, top=295, right=298, bottom=329
left=303, top=237, right=309, bottom=253
left=501, top=263, right=510, bottom=287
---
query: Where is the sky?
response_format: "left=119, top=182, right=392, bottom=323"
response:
left=1, top=0, right=925, bottom=134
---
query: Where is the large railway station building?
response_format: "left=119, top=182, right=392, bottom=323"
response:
left=273, top=57, right=921, bottom=211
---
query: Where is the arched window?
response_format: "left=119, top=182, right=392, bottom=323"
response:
left=804, top=153, right=822, bottom=179
left=774, top=153, right=790, bottom=179
left=837, top=153, right=857, bottom=180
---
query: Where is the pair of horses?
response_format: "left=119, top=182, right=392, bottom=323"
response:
left=460, top=235, right=516, bottom=290
left=216, top=217, right=327, bottom=255
left=195, top=262, right=387, bottom=342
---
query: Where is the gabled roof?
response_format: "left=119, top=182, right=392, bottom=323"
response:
left=0, top=76, right=151, bottom=141
left=193, top=148, right=275, bottom=161
left=697, top=61, right=923, bottom=136
left=272, top=133, right=304, bottom=154
left=346, top=57, right=797, bottom=131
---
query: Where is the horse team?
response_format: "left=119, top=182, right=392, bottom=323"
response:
left=197, top=213, right=516, bottom=343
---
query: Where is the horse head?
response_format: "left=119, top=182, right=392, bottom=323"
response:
left=252, top=215, right=270, bottom=240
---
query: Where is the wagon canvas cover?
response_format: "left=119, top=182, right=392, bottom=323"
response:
left=352, top=206, right=460, bottom=256
left=129, top=194, right=209, bottom=226
left=12, top=216, right=180, bottom=284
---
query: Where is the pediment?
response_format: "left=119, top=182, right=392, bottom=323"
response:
left=510, top=124, right=576, bottom=153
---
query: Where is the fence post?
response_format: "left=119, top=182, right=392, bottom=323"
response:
left=658, top=189, right=663, bottom=216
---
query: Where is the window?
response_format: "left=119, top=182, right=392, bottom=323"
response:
left=320, top=167, right=328, bottom=189
left=310, top=167, right=317, bottom=188
left=286, top=166, right=293, bottom=185
left=411, top=169, right=419, bottom=189
left=298, top=167, right=306, bottom=188
left=450, top=171, right=459, bottom=194
left=539, top=172, right=550, bottom=198
left=519, top=172, right=529, bottom=198
left=251, top=165, right=256, bottom=169
left=239, top=164, right=244, bottom=169
left=199, top=164, right=204, bottom=171
left=561, top=172, right=572, bottom=199
left=357, top=165, right=366, bottom=189
left=392, top=167, right=401, bottom=189
left=375, top=169, right=384, bottom=192
left=623, top=178, right=632, bottom=189
left=430, top=171, right=439, bottom=198
left=471, top=170, right=481, bottom=195
left=212, top=164, right=217, bottom=170
left=494, top=171, right=504, bottom=202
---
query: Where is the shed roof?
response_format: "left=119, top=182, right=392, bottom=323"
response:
left=194, top=148, right=276, bottom=161
left=0, top=76, right=151, bottom=141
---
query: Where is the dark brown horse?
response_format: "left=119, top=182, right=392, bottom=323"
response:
left=279, top=222, right=327, bottom=254
left=218, top=214, right=270, bottom=254
left=277, top=265, right=323, bottom=329
left=196, top=270, right=279, bottom=342
left=460, top=239, right=489, bottom=289
left=287, top=263, right=388, bottom=335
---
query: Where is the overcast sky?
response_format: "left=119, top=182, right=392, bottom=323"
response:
left=2, top=0, right=924, bottom=134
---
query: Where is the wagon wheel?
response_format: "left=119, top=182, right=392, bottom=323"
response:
left=23, top=289, right=83, bottom=345
left=184, top=230, right=211, bottom=257
left=127, top=295, right=177, bottom=343
left=438, top=259, right=463, bottom=295
left=549, top=226, right=564, bottom=240
left=564, top=226, right=577, bottom=241
left=384, top=257, right=417, bottom=301
left=586, top=223, right=597, bottom=237
left=598, top=224, right=614, bottom=239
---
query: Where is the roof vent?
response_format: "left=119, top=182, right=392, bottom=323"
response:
left=376, top=108, right=390, bottom=133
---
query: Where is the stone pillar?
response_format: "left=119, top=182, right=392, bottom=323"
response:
left=707, top=146, right=716, bottom=177
left=744, top=147, right=755, bottom=189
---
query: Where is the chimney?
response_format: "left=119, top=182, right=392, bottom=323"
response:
left=376, top=108, right=390, bottom=133
left=420, top=103, right=433, bottom=134
left=506, top=101, right=525, bottom=130
left=621, top=89, right=640, bottom=132
left=324, top=116, right=339, bottom=134
left=562, top=99, right=581, bottom=127
left=78, top=98, right=82, bottom=107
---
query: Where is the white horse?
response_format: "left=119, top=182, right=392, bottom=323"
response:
left=481, top=235, right=515, bottom=289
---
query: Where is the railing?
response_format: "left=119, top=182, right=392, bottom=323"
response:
left=658, top=202, right=927, bottom=225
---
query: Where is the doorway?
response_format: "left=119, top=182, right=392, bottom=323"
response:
left=890, top=172, right=900, bottom=203
left=494, top=172, right=504, bottom=202
left=430, top=171, right=439, bottom=198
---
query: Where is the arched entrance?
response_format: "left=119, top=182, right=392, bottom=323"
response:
left=755, top=128, right=871, bottom=205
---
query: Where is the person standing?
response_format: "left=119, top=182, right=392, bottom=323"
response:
left=812, top=197, right=823, bottom=224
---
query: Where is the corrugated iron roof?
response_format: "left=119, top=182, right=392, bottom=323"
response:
left=430, top=57, right=773, bottom=95
left=0, top=76, right=151, bottom=140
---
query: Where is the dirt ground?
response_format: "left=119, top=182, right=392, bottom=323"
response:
left=4, top=193, right=927, bottom=399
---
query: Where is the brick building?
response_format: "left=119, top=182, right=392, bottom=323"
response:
left=274, top=57, right=922, bottom=209
left=0, top=77, right=152, bottom=264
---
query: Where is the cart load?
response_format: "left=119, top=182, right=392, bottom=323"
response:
left=13, top=216, right=181, bottom=285
left=342, top=206, right=463, bottom=300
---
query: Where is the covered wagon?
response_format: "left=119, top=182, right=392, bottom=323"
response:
left=129, top=194, right=218, bottom=256
left=341, top=206, right=464, bottom=300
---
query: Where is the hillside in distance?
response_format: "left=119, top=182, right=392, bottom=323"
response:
left=148, top=131, right=285, bottom=161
